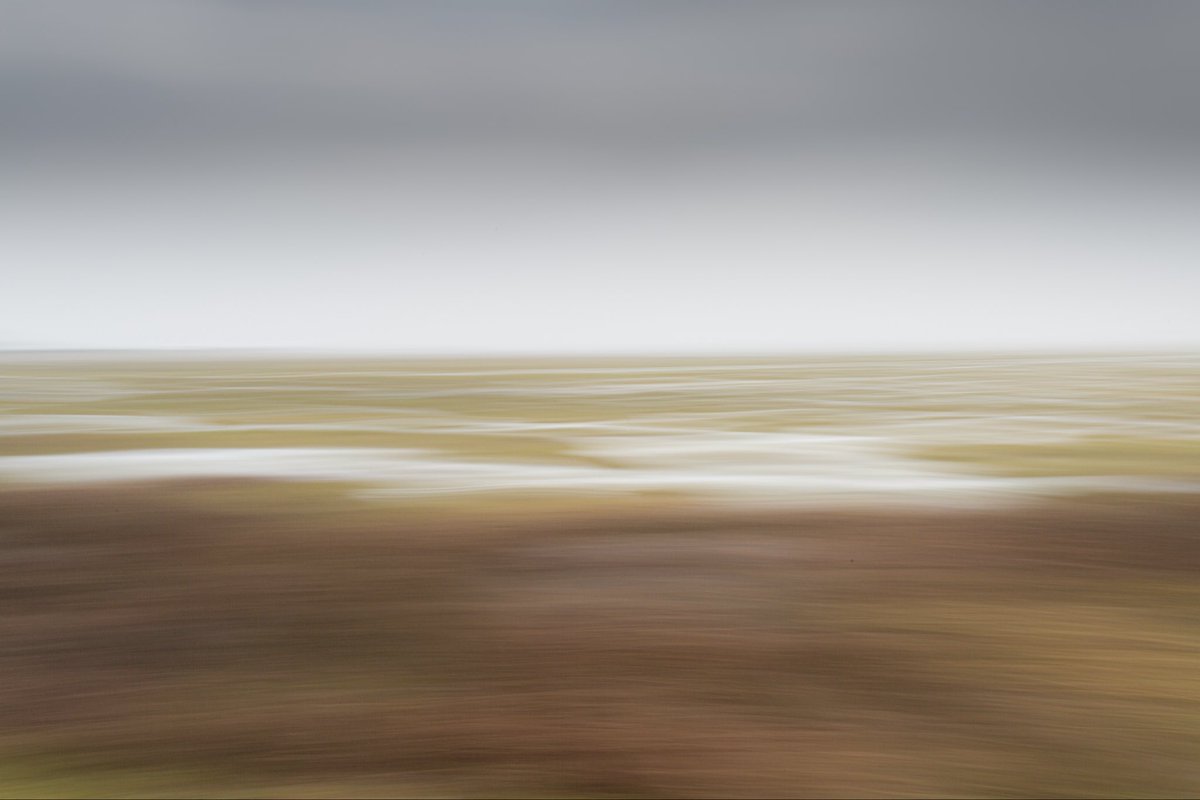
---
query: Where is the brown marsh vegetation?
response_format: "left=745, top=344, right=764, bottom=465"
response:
left=2, top=480, right=1199, bottom=798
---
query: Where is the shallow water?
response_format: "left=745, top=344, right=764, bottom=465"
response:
left=1, top=352, right=1197, bottom=504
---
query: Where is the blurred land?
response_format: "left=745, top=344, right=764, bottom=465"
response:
left=1, top=354, right=1198, bottom=797
left=3, top=482, right=1200, bottom=798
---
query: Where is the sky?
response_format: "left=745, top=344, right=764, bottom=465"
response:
left=3, top=0, right=1199, bottom=353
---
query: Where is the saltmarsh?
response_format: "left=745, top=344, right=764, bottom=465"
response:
left=1, top=352, right=1197, bottom=499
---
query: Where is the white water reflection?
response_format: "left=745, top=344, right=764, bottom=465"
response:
left=2, top=446, right=1194, bottom=507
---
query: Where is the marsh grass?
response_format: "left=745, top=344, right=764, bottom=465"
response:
left=2, top=480, right=1199, bottom=797
left=913, top=436, right=1200, bottom=479
left=0, top=429, right=608, bottom=467
left=5, top=355, right=1199, bottom=499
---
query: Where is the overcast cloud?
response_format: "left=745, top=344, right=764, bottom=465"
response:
left=3, top=1, right=1198, bottom=352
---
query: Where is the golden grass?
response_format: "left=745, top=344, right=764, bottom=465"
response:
left=0, top=429, right=609, bottom=467
left=913, top=436, right=1200, bottom=478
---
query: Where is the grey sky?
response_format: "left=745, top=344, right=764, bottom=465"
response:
left=3, top=1, right=1199, bottom=352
